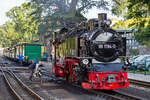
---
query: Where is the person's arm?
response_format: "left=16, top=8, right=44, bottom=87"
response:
left=35, top=63, right=39, bottom=73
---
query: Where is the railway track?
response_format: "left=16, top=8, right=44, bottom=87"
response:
left=0, top=71, right=16, bottom=100
left=0, top=66, right=44, bottom=100
left=0, top=58, right=146, bottom=100
left=129, top=78, right=150, bottom=87
left=59, top=79, right=143, bottom=100
left=95, top=89, right=144, bottom=100
left=88, top=88, right=143, bottom=100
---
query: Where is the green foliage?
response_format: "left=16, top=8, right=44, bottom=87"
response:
left=111, top=0, right=128, bottom=17
left=112, top=19, right=136, bottom=29
left=38, top=12, right=87, bottom=35
left=0, top=2, right=40, bottom=47
left=112, top=0, right=150, bottom=18
left=129, top=49, right=139, bottom=55
left=0, top=21, right=20, bottom=47
left=134, top=21, right=150, bottom=45
left=127, top=0, right=150, bottom=19
left=31, top=0, right=108, bottom=15
left=30, top=0, right=108, bottom=35
left=0, top=0, right=109, bottom=47
left=112, top=0, right=150, bottom=47
left=6, top=2, right=40, bottom=42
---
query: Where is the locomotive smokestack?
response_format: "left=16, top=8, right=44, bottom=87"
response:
left=98, top=13, right=107, bottom=28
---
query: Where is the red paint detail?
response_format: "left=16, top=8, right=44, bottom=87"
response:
left=85, top=71, right=129, bottom=89
left=82, top=81, right=129, bottom=90
left=52, top=57, right=129, bottom=90
left=53, top=63, right=65, bottom=77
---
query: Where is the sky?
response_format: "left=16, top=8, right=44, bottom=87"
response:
left=0, top=0, right=119, bottom=25
left=0, top=0, right=26, bottom=25
left=83, top=7, right=119, bottom=20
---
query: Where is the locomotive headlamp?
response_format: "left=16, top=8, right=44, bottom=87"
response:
left=105, top=19, right=112, bottom=26
left=82, top=59, right=89, bottom=65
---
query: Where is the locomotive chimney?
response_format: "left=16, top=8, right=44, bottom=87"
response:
left=98, top=13, right=107, bottom=28
left=88, top=20, right=95, bottom=30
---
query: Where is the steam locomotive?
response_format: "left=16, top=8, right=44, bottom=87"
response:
left=51, top=13, right=129, bottom=89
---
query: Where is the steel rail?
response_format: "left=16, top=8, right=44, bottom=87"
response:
left=0, top=67, right=22, bottom=100
left=0, top=67, right=44, bottom=100
left=89, top=89, right=123, bottom=100
left=107, top=90, right=143, bottom=100
left=9, top=69, right=44, bottom=100
left=129, top=78, right=150, bottom=87
left=63, top=80, right=143, bottom=100
left=64, top=81, right=134, bottom=100
left=89, top=89, right=143, bottom=100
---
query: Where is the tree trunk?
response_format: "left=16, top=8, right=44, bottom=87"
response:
left=60, top=0, right=66, bottom=12
left=70, top=0, right=78, bottom=12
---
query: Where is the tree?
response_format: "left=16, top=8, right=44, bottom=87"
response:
left=0, top=2, right=40, bottom=47
left=111, top=0, right=150, bottom=47
left=127, top=0, right=150, bottom=19
left=111, top=0, right=128, bottom=17
left=127, top=0, right=150, bottom=47
left=30, top=0, right=109, bottom=36
left=0, top=21, right=20, bottom=47
left=6, top=2, right=40, bottom=42
left=31, top=0, right=108, bottom=15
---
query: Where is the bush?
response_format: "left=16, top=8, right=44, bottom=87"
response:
left=129, top=49, right=139, bottom=55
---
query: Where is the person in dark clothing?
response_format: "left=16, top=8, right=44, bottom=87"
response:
left=29, top=59, right=39, bottom=80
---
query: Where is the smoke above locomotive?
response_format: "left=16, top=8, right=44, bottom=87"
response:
left=51, top=13, right=126, bottom=62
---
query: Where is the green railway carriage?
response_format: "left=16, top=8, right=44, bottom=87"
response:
left=16, top=43, right=42, bottom=63
left=3, top=43, right=45, bottom=64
